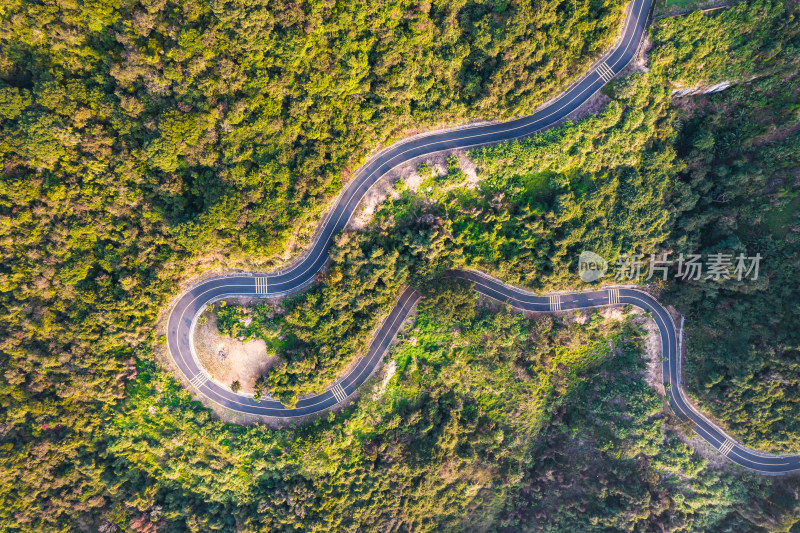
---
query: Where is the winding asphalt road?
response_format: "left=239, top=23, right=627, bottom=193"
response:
left=166, top=0, right=800, bottom=474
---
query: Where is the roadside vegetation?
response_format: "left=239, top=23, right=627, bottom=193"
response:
left=2, top=0, right=800, bottom=530
left=663, top=72, right=800, bottom=454
left=0, top=0, right=629, bottom=527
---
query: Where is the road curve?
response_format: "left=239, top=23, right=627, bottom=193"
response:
left=449, top=271, right=800, bottom=475
left=165, top=0, right=800, bottom=473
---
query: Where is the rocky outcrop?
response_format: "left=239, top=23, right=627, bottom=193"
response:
left=672, top=81, right=732, bottom=97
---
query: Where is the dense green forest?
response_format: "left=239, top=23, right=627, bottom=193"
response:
left=2, top=0, right=800, bottom=530
left=1, top=0, right=626, bottom=258
left=250, top=68, right=678, bottom=404
left=240, top=0, right=800, bottom=404
left=662, top=73, right=800, bottom=453
left=0, top=0, right=628, bottom=528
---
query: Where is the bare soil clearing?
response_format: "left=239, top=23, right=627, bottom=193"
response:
left=193, top=300, right=277, bottom=393
left=639, top=315, right=666, bottom=397
left=346, top=150, right=482, bottom=231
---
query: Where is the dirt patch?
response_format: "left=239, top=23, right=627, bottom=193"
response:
left=347, top=173, right=402, bottom=231
left=346, top=150, right=482, bottom=231
left=410, top=154, right=448, bottom=191
left=344, top=154, right=439, bottom=231
left=402, top=165, right=426, bottom=193
left=376, top=361, right=397, bottom=398
left=193, top=300, right=277, bottom=393
left=622, top=34, right=652, bottom=76
left=638, top=314, right=666, bottom=397
left=571, top=312, right=590, bottom=325
left=598, top=306, right=626, bottom=322
left=455, top=151, right=481, bottom=188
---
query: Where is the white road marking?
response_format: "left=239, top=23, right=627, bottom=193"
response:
left=255, top=277, right=268, bottom=294
left=160, top=1, right=800, bottom=474
left=719, top=440, right=735, bottom=456
left=189, top=373, right=208, bottom=389
left=330, top=383, right=347, bottom=403
left=549, top=294, right=562, bottom=312
left=596, top=61, right=615, bottom=82
left=608, top=288, right=620, bottom=305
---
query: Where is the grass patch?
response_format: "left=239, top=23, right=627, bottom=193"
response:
left=762, top=193, right=800, bottom=238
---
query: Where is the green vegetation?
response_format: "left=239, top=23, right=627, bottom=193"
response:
left=650, top=0, right=800, bottom=86
left=2, top=0, right=800, bottom=530
left=259, top=217, right=454, bottom=405
left=0, top=2, right=631, bottom=522
left=656, top=0, right=725, bottom=17
left=216, top=301, right=282, bottom=344
left=418, top=156, right=469, bottom=198
left=462, top=72, right=677, bottom=289
left=74, top=290, right=800, bottom=531
left=101, top=302, right=677, bottom=531
left=658, top=0, right=703, bottom=13
left=245, top=69, right=680, bottom=404
left=663, top=72, right=800, bottom=454
left=213, top=70, right=677, bottom=404
left=0, top=0, right=627, bottom=259
left=498, top=328, right=800, bottom=531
